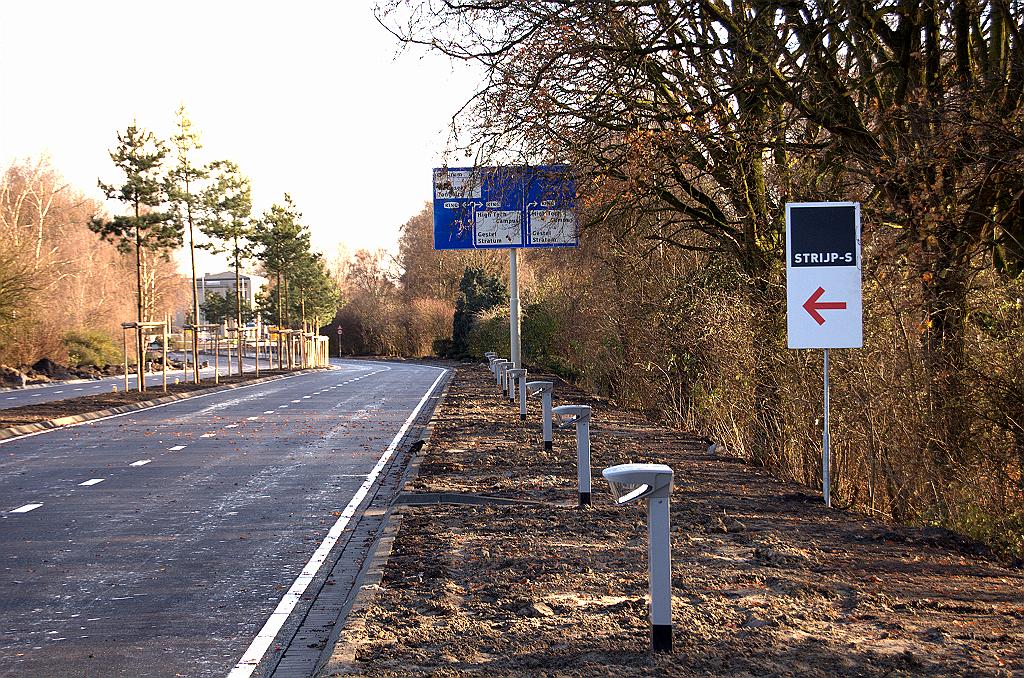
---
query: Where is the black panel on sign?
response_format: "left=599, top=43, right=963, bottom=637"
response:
left=790, top=206, right=857, bottom=267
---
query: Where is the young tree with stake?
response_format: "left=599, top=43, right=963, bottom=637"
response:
left=91, top=123, right=180, bottom=391
left=166, top=106, right=207, bottom=383
left=200, top=160, right=253, bottom=374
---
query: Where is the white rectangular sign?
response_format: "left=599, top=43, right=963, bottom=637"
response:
left=528, top=209, right=577, bottom=245
left=786, top=202, right=863, bottom=349
left=474, top=210, right=523, bottom=246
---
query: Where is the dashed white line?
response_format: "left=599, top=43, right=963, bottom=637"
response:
left=200, top=432, right=216, bottom=438
left=302, top=396, right=311, bottom=399
left=263, top=410, right=274, bottom=414
left=10, top=503, right=43, bottom=513
left=129, top=459, right=152, bottom=467
left=246, top=416, right=259, bottom=421
left=225, top=424, right=239, bottom=429
left=78, top=478, right=105, bottom=487
left=168, top=445, right=187, bottom=451
left=55, top=390, right=64, bottom=394
left=278, top=405, right=288, bottom=409
left=290, top=399, right=301, bottom=403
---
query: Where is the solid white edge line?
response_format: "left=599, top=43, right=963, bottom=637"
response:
left=0, top=370, right=320, bottom=447
left=225, top=366, right=448, bottom=678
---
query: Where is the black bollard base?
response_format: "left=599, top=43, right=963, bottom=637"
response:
left=652, top=624, right=673, bottom=652
left=520, top=414, right=526, bottom=421
left=544, top=440, right=552, bottom=451
left=579, top=492, right=591, bottom=507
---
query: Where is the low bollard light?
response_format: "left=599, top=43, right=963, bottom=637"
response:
left=484, top=351, right=496, bottom=359
left=498, top=361, right=513, bottom=397
left=506, top=367, right=522, bottom=404
left=489, top=357, right=503, bottom=377
left=602, top=463, right=675, bottom=653
left=493, top=359, right=508, bottom=389
left=552, top=404, right=592, bottom=506
left=506, top=368, right=526, bottom=417
left=527, top=381, right=554, bottom=450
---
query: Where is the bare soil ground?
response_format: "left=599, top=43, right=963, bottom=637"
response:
left=0, top=369, right=301, bottom=428
left=329, top=364, right=1024, bottom=677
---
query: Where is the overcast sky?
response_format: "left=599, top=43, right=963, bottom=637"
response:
left=0, top=1, right=477, bottom=274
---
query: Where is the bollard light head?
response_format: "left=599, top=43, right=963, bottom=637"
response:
left=526, top=380, right=553, bottom=396
left=484, top=352, right=497, bottom=359
left=602, top=463, right=674, bottom=504
left=551, top=404, right=591, bottom=428
left=507, top=368, right=526, bottom=378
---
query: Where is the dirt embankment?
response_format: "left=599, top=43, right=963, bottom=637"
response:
left=0, top=369, right=297, bottom=428
left=328, top=364, right=1024, bottom=677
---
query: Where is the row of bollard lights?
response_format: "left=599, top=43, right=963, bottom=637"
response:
left=484, top=352, right=675, bottom=653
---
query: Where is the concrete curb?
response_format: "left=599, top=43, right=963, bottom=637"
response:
left=316, top=374, right=454, bottom=677
left=0, top=368, right=326, bottom=442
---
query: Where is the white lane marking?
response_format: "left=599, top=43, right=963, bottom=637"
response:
left=55, top=390, right=64, bottom=394
left=11, top=503, right=43, bottom=513
left=246, top=416, right=259, bottom=421
left=31, top=393, right=41, bottom=397
left=225, top=424, right=239, bottom=429
left=290, top=399, right=301, bottom=403
left=129, top=459, right=152, bottom=467
left=227, top=367, right=449, bottom=678
left=168, top=445, right=187, bottom=451
left=5, top=397, right=14, bottom=400
left=200, top=433, right=216, bottom=438
left=263, top=410, right=274, bottom=414
left=78, top=478, right=105, bottom=486
left=75, top=388, right=84, bottom=391
left=302, top=396, right=311, bottom=399
left=0, top=370, right=315, bottom=446
left=278, top=405, right=288, bottom=409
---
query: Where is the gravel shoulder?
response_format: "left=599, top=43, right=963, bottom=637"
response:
left=326, top=363, right=1024, bottom=677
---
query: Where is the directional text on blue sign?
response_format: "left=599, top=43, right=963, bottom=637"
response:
left=432, top=166, right=578, bottom=250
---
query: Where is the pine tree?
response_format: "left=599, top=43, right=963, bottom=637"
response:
left=166, top=106, right=207, bottom=382
left=91, top=123, right=178, bottom=389
left=200, top=160, right=252, bottom=373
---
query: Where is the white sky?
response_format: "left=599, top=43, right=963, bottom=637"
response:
left=0, top=1, right=478, bottom=274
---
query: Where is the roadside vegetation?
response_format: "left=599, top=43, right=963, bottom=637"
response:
left=344, top=1, right=1024, bottom=560
left=1, top=110, right=339, bottom=377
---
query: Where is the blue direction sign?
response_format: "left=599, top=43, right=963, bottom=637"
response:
left=433, top=165, right=577, bottom=250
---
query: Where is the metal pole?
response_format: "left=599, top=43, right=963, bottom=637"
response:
left=648, top=497, right=673, bottom=652
left=136, top=328, right=143, bottom=393
left=578, top=418, right=591, bottom=507
left=509, top=248, right=522, bottom=368
left=823, top=348, right=831, bottom=508
left=123, top=328, right=129, bottom=393
left=518, top=371, right=527, bottom=421
left=161, top=325, right=167, bottom=393
left=215, top=335, right=220, bottom=385
left=255, top=329, right=260, bottom=377
left=542, top=390, right=553, bottom=451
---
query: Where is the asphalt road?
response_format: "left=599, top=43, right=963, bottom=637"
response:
left=0, top=359, right=448, bottom=677
left=0, top=352, right=271, bottom=411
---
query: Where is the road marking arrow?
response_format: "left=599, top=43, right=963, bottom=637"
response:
left=803, top=287, right=847, bottom=325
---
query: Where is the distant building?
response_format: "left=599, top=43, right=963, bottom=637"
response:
left=173, top=271, right=267, bottom=328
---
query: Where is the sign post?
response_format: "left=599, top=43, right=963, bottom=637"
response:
left=786, top=202, right=862, bottom=507
left=433, top=166, right=577, bottom=370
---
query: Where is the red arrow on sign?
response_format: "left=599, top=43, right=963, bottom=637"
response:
left=803, top=287, right=847, bottom=325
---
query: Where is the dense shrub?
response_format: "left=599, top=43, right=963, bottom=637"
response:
left=62, top=329, right=122, bottom=367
